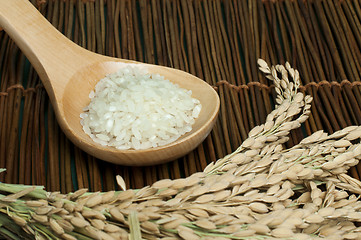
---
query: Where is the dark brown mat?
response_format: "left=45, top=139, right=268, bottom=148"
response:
left=1, top=0, right=361, bottom=192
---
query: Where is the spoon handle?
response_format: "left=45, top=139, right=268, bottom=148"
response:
left=0, top=0, right=91, bottom=100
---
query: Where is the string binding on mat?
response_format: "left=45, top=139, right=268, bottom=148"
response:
left=213, top=79, right=361, bottom=92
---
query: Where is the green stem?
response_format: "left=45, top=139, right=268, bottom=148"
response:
left=33, top=223, right=61, bottom=240
left=129, top=211, right=142, bottom=240
left=0, top=213, right=30, bottom=239
left=305, top=157, right=326, bottom=166
left=0, top=183, right=47, bottom=200
left=0, top=227, right=25, bottom=240
left=68, top=231, right=95, bottom=240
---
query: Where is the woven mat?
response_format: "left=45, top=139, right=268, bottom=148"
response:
left=1, top=0, right=361, bottom=193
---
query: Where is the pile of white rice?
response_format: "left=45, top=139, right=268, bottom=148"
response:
left=80, top=65, right=202, bottom=150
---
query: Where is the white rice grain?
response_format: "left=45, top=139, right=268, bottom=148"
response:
left=81, top=65, right=202, bottom=150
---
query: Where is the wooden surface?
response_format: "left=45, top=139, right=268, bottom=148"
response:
left=0, top=0, right=219, bottom=166
left=1, top=0, right=361, bottom=192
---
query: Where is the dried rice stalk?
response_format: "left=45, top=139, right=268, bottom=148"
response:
left=0, top=60, right=361, bottom=239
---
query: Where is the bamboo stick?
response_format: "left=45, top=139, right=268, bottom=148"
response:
left=195, top=0, right=216, bottom=85
left=18, top=69, right=36, bottom=184
left=173, top=0, right=186, bottom=71
left=165, top=0, right=179, bottom=70
left=77, top=0, right=86, bottom=48
left=151, top=0, right=163, bottom=65
left=35, top=87, right=46, bottom=187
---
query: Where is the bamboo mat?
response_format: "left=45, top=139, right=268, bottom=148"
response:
left=1, top=0, right=361, bottom=193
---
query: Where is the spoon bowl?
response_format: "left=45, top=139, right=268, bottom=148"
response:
left=63, top=61, right=220, bottom=165
left=0, top=0, right=220, bottom=166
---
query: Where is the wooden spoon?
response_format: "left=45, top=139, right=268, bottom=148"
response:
left=0, top=0, right=219, bottom=166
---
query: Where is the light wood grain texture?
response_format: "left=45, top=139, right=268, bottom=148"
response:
left=0, top=0, right=219, bottom=166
